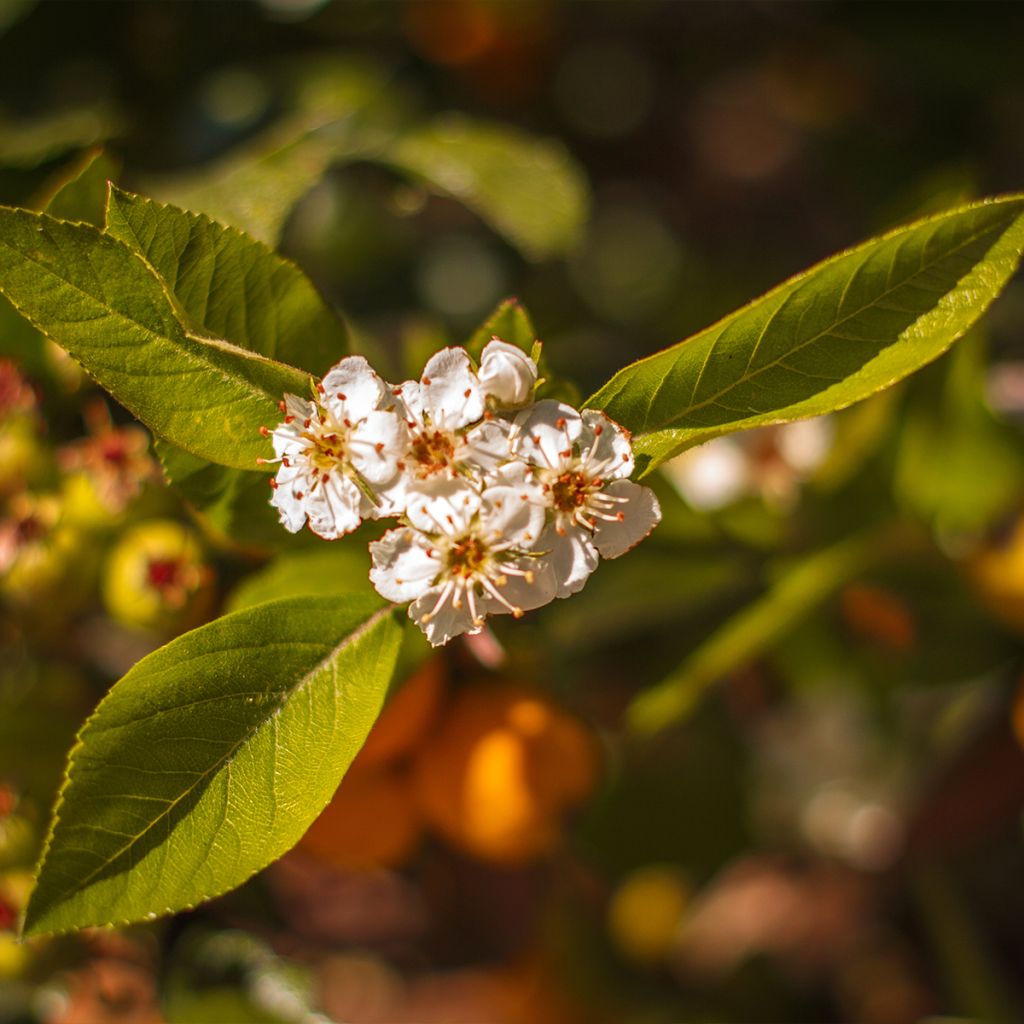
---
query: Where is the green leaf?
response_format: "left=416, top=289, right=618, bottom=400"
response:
left=105, top=187, right=347, bottom=374
left=588, top=196, right=1024, bottom=475
left=23, top=595, right=402, bottom=936
left=0, top=208, right=308, bottom=470
left=227, top=545, right=373, bottom=612
left=41, top=148, right=120, bottom=225
left=466, top=297, right=536, bottom=361
left=155, top=441, right=286, bottom=550
left=383, top=115, right=589, bottom=260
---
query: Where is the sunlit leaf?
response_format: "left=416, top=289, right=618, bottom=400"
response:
left=105, top=187, right=347, bottom=374
left=0, top=208, right=308, bottom=469
left=589, top=196, right=1024, bottom=475
left=23, top=595, right=402, bottom=936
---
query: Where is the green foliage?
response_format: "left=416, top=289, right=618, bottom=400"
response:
left=149, top=60, right=588, bottom=259
left=41, top=148, right=120, bottom=225
left=105, top=187, right=347, bottom=373
left=23, top=595, right=402, bottom=936
left=466, top=296, right=536, bottom=360
left=0, top=207, right=308, bottom=469
left=383, top=115, right=589, bottom=261
left=589, top=196, right=1024, bottom=475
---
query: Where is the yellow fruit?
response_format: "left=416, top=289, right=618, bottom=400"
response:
left=607, top=865, right=690, bottom=966
left=412, top=685, right=599, bottom=865
left=102, top=519, right=214, bottom=633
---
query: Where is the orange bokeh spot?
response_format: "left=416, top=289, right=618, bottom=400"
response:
left=412, top=685, right=599, bottom=865
left=299, top=769, right=421, bottom=871
left=403, top=0, right=498, bottom=68
left=353, top=655, right=447, bottom=771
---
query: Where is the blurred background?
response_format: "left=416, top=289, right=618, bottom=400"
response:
left=4, top=1, right=1024, bottom=1022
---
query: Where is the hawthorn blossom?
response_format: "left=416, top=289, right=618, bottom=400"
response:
left=263, top=356, right=409, bottom=539
left=369, top=475, right=555, bottom=646
left=478, top=338, right=538, bottom=407
left=512, top=400, right=662, bottom=597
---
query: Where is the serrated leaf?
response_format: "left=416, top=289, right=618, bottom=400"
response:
left=466, top=297, right=536, bottom=360
left=105, top=187, right=347, bottom=374
left=0, top=208, right=308, bottom=470
left=23, top=595, right=402, bottom=936
left=41, top=148, right=120, bottom=225
left=588, top=196, right=1024, bottom=475
left=383, top=115, right=589, bottom=260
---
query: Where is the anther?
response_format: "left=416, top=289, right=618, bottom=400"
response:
left=278, top=400, right=286, bottom=412
left=594, top=424, right=604, bottom=436
left=256, top=457, right=267, bottom=465
left=375, top=442, right=385, bottom=453
left=259, top=425, right=270, bottom=437
left=284, top=415, right=295, bottom=424
left=269, top=478, right=278, bottom=489
left=337, top=392, right=347, bottom=400
left=464, top=388, right=472, bottom=398
left=422, top=376, right=432, bottom=386
left=303, top=418, right=312, bottom=428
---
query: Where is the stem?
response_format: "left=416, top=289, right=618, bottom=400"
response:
left=627, top=524, right=920, bottom=735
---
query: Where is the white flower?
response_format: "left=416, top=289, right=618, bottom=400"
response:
left=512, top=400, right=661, bottom=597
left=369, top=476, right=555, bottom=646
left=478, top=338, right=538, bottom=408
left=263, top=356, right=410, bottom=539
left=380, top=347, right=519, bottom=517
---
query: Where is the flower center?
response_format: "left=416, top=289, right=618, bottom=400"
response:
left=410, top=429, right=457, bottom=477
left=549, top=470, right=594, bottom=513
left=445, top=535, right=490, bottom=579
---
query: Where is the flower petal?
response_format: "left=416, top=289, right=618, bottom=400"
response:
left=463, top=417, right=515, bottom=472
left=304, top=473, right=365, bottom=539
left=348, top=410, right=411, bottom=483
left=410, top=585, right=480, bottom=646
left=369, top=528, right=442, bottom=603
left=322, top=355, right=387, bottom=421
left=479, top=338, right=537, bottom=407
left=541, top=523, right=599, bottom=598
left=512, top=400, right=582, bottom=472
left=480, top=483, right=546, bottom=550
left=405, top=476, right=482, bottom=536
left=580, top=410, right=634, bottom=479
left=269, top=463, right=308, bottom=533
left=591, top=479, right=661, bottom=559
left=422, top=347, right=484, bottom=430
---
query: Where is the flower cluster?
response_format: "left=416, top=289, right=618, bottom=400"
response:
left=264, top=340, right=661, bottom=645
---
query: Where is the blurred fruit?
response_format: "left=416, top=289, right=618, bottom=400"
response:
left=840, top=582, right=916, bottom=651
left=967, top=517, right=1024, bottom=634
left=299, top=769, right=421, bottom=870
left=0, top=493, right=93, bottom=613
left=102, top=519, right=214, bottom=633
left=607, top=864, right=690, bottom=966
left=353, top=655, right=446, bottom=771
left=412, top=685, right=599, bottom=864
